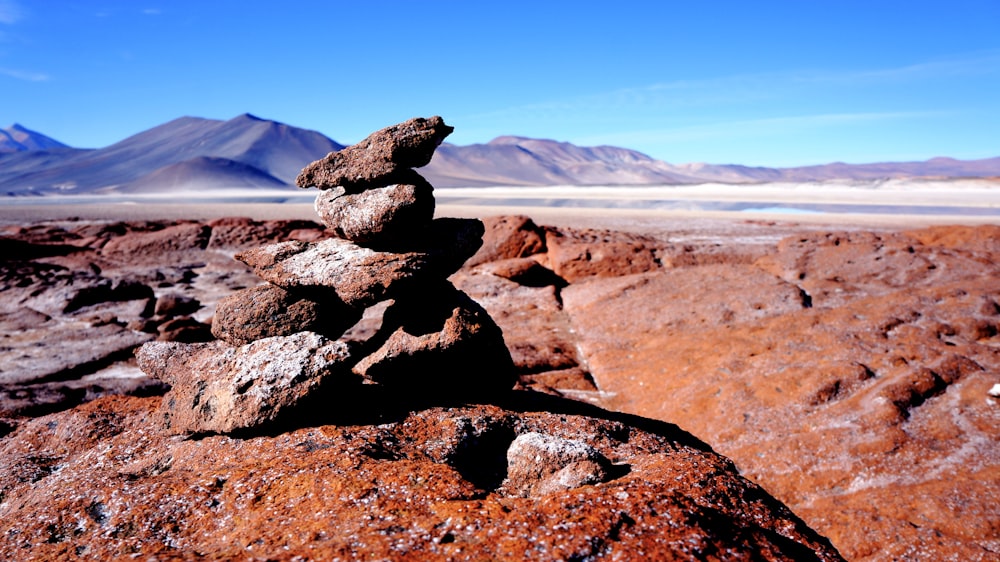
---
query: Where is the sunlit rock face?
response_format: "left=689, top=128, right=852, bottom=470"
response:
left=0, top=395, right=844, bottom=560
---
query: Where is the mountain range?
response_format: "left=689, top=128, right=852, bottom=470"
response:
left=2, top=115, right=998, bottom=196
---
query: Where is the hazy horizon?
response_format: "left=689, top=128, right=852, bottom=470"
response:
left=1, top=1, right=998, bottom=168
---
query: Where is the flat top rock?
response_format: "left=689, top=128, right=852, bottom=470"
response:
left=0, top=394, right=843, bottom=561
left=136, top=333, right=353, bottom=435
left=313, top=175, right=435, bottom=244
left=236, top=238, right=430, bottom=309
left=296, top=116, right=453, bottom=191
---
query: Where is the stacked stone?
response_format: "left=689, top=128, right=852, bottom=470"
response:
left=136, top=117, right=515, bottom=435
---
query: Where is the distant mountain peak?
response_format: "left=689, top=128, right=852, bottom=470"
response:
left=233, top=113, right=264, bottom=122
left=2, top=115, right=999, bottom=193
left=488, top=135, right=560, bottom=146
left=0, top=123, right=69, bottom=153
left=0, top=114, right=343, bottom=191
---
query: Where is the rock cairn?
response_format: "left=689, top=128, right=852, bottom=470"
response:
left=136, top=116, right=516, bottom=435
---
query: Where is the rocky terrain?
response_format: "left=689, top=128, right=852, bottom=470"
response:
left=1, top=118, right=997, bottom=560
left=4, top=211, right=998, bottom=560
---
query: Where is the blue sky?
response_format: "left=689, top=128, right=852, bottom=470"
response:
left=1, top=0, right=998, bottom=167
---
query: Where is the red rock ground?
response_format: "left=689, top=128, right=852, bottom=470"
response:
left=2, top=214, right=999, bottom=559
left=0, top=394, right=841, bottom=560
left=520, top=221, right=1000, bottom=561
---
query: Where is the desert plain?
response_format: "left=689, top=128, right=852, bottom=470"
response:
left=1, top=180, right=999, bottom=560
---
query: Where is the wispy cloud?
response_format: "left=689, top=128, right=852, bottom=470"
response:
left=609, top=49, right=1000, bottom=101
left=142, top=8, right=162, bottom=16
left=0, top=0, right=22, bottom=25
left=465, top=50, right=998, bottom=128
left=573, top=111, right=951, bottom=146
left=795, top=49, right=1000, bottom=85
left=463, top=72, right=781, bottom=122
left=0, top=66, right=49, bottom=81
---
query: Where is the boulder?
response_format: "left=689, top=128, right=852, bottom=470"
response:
left=500, top=431, right=615, bottom=497
left=211, top=283, right=360, bottom=345
left=135, top=332, right=353, bottom=435
left=451, top=270, right=581, bottom=378
left=236, top=238, right=430, bottom=309
left=314, top=173, right=435, bottom=244
left=402, top=218, right=486, bottom=275
left=296, top=116, right=453, bottom=191
left=465, top=214, right=547, bottom=267
left=353, top=283, right=516, bottom=397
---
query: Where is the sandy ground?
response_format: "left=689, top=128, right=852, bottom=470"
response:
left=2, top=179, right=999, bottom=231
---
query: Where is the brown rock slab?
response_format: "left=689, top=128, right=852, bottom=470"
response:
left=206, top=217, right=326, bottom=250
left=754, top=230, right=997, bottom=308
left=408, top=217, right=485, bottom=275
left=296, top=116, right=453, bottom=191
left=100, top=222, right=211, bottom=263
left=0, top=314, right=153, bottom=386
left=0, top=236, right=81, bottom=260
left=211, top=283, right=360, bottom=345
left=353, top=283, right=516, bottom=397
left=314, top=173, right=435, bottom=244
left=0, top=372, right=165, bottom=418
left=235, top=238, right=430, bottom=309
left=0, top=395, right=843, bottom=560
left=904, top=223, right=1000, bottom=254
left=543, top=227, right=663, bottom=282
left=87, top=222, right=214, bottom=288
left=135, top=332, right=353, bottom=435
left=562, top=264, right=808, bottom=342
left=520, top=368, right=600, bottom=396
left=473, top=257, right=566, bottom=287
left=501, top=431, right=615, bottom=497
left=10, top=263, right=154, bottom=317
left=465, top=214, right=547, bottom=267
left=452, top=270, right=581, bottom=376
left=155, top=316, right=213, bottom=343
left=153, top=292, right=201, bottom=318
